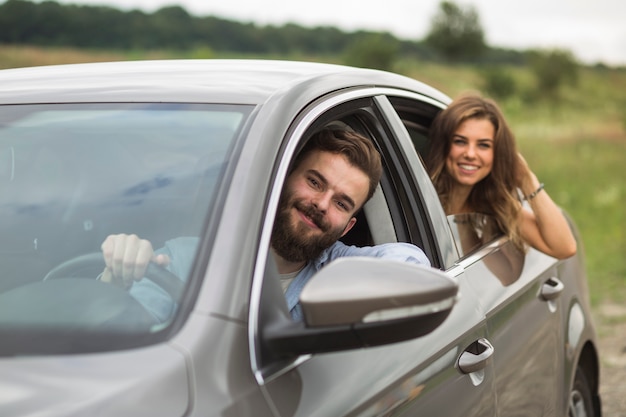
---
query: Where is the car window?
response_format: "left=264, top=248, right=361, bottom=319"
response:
left=286, top=100, right=407, bottom=249
left=387, top=96, right=442, bottom=159
left=385, top=96, right=514, bottom=258
left=0, top=103, right=253, bottom=354
left=254, top=93, right=460, bottom=388
left=447, top=213, right=502, bottom=257
left=254, top=101, right=415, bottom=376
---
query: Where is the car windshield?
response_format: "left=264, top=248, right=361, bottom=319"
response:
left=0, top=103, right=252, bottom=354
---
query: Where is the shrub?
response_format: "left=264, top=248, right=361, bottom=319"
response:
left=481, top=67, right=516, bottom=100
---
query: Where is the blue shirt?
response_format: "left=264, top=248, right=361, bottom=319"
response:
left=284, top=241, right=430, bottom=320
left=130, top=238, right=430, bottom=323
left=129, top=236, right=196, bottom=323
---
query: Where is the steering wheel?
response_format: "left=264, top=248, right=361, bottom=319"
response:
left=43, top=252, right=184, bottom=301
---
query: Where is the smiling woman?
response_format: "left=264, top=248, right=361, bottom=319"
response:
left=444, top=117, right=494, bottom=193
left=425, top=92, right=577, bottom=259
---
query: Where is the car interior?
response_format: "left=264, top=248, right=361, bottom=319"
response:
left=0, top=104, right=243, bottom=294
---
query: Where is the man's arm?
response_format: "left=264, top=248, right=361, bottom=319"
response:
left=329, top=241, right=431, bottom=266
left=285, top=241, right=431, bottom=321
left=99, top=234, right=198, bottom=323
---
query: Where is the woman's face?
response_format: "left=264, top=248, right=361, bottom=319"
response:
left=445, top=117, right=495, bottom=188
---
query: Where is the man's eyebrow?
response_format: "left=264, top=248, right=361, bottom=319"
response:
left=309, top=169, right=356, bottom=210
left=338, top=192, right=356, bottom=211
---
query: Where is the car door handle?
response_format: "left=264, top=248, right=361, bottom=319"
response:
left=458, top=338, right=494, bottom=374
left=540, top=277, right=564, bottom=301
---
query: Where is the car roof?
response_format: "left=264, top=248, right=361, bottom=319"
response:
left=0, top=59, right=450, bottom=105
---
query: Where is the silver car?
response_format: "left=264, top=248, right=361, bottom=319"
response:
left=0, top=60, right=601, bottom=416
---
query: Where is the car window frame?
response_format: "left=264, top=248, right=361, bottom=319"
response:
left=373, top=93, right=459, bottom=269
left=382, top=94, right=514, bottom=268
left=250, top=88, right=451, bottom=382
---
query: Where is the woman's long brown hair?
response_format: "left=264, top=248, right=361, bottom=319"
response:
left=426, top=93, right=526, bottom=252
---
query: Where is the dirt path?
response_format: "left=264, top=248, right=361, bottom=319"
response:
left=594, top=304, right=626, bottom=417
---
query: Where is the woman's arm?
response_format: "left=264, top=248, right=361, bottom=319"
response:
left=517, top=154, right=577, bottom=259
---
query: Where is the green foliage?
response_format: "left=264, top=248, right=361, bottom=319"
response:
left=517, top=136, right=626, bottom=305
left=526, top=49, right=579, bottom=100
left=0, top=0, right=414, bottom=59
left=481, top=67, right=516, bottom=100
left=189, top=46, right=215, bottom=60
left=425, top=1, right=486, bottom=62
left=0, top=0, right=530, bottom=65
left=343, top=33, right=399, bottom=71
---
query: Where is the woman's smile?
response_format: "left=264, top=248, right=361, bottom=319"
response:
left=446, top=118, right=495, bottom=187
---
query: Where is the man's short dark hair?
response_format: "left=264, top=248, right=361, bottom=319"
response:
left=293, top=129, right=383, bottom=204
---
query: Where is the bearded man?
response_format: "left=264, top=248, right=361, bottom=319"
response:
left=101, top=129, right=430, bottom=321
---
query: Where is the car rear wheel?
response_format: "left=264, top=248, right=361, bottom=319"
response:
left=569, top=366, right=596, bottom=417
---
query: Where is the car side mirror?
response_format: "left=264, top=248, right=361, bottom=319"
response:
left=262, top=257, right=458, bottom=358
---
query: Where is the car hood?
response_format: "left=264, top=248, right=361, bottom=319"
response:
left=0, top=344, right=189, bottom=417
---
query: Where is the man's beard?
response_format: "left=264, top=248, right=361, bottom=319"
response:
left=271, top=193, right=347, bottom=263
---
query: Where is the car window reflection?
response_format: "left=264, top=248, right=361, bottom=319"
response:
left=0, top=103, right=251, bottom=353
left=448, top=213, right=523, bottom=286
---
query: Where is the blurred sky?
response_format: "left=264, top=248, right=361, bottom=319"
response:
left=36, top=0, right=626, bottom=66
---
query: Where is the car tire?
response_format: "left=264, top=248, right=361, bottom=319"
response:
left=569, top=366, right=596, bottom=417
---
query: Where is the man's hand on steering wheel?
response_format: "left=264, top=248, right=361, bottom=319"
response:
left=100, top=234, right=171, bottom=289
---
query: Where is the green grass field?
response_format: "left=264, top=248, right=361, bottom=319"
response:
left=495, top=69, right=625, bottom=305
left=2, top=45, right=624, bottom=305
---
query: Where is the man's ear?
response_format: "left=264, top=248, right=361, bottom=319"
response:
left=340, top=217, right=357, bottom=237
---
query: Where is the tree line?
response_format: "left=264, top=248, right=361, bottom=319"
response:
left=0, top=0, right=415, bottom=54
left=1, top=0, right=585, bottom=100
left=0, top=0, right=527, bottom=64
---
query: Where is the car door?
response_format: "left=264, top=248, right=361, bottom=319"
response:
left=385, top=94, right=567, bottom=416
left=444, top=213, right=566, bottom=415
left=466, top=240, right=566, bottom=415
left=254, top=93, right=498, bottom=416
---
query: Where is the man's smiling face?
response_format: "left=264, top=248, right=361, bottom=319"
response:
left=271, top=150, right=370, bottom=263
